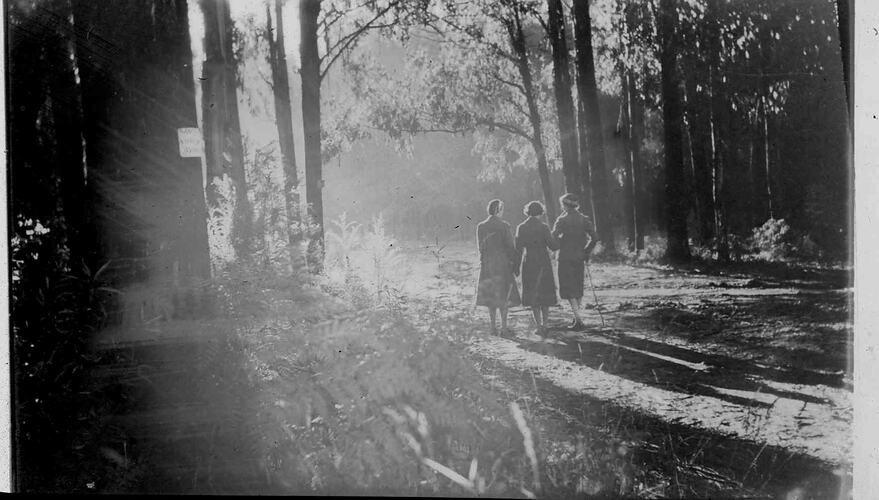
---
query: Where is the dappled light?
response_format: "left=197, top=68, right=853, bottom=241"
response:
left=9, top=0, right=851, bottom=496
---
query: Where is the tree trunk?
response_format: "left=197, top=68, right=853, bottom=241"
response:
left=201, top=0, right=252, bottom=260
left=266, top=0, right=304, bottom=272
left=683, top=66, right=715, bottom=244
left=708, top=62, right=728, bottom=262
left=631, top=70, right=647, bottom=249
left=620, top=70, right=641, bottom=252
left=572, top=0, right=614, bottom=252
left=836, top=0, right=851, bottom=119
left=172, top=0, right=212, bottom=279
left=300, top=0, right=324, bottom=273
left=761, top=95, right=774, bottom=220
left=73, top=0, right=212, bottom=280
left=507, top=8, right=556, bottom=223
left=546, top=0, right=582, bottom=197
left=620, top=89, right=636, bottom=252
left=50, top=0, right=92, bottom=273
left=657, top=0, right=690, bottom=263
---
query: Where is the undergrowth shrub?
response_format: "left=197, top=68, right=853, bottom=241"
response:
left=11, top=217, right=103, bottom=490
left=246, top=309, right=536, bottom=496
left=749, top=218, right=823, bottom=262
left=324, top=213, right=409, bottom=306
left=211, top=233, right=541, bottom=496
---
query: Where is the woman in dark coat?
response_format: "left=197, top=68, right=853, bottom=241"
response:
left=551, top=193, right=596, bottom=330
left=515, top=201, right=559, bottom=336
left=476, top=199, right=521, bottom=336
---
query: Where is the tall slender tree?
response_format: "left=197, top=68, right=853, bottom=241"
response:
left=506, top=2, right=557, bottom=223
left=545, top=0, right=582, bottom=197
left=266, top=0, right=303, bottom=270
left=619, top=68, right=646, bottom=251
left=201, top=0, right=253, bottom=259
left=300, top=0, right=323, bottom=273
left=657, top=0, right=690, bottom=262
left=571, top=0, right=613, bottom=251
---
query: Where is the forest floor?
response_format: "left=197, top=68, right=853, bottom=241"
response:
left=395, top=240, right=853, bottom=497
left=57, top=240, right=853, bottom=497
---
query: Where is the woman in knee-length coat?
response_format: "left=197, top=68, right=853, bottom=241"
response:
left=476, top=199, right=521, bottom=335
left=552, top=193, right=596, bottom=330
left=515, top=201, right=559, bottom=336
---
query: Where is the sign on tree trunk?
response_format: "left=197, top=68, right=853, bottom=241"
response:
left=177, top=127, right=204, bottom=158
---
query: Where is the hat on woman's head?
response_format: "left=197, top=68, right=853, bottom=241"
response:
left=560, top=193, right=579, bottom=209
left=524, top=201, right=545, bottom=217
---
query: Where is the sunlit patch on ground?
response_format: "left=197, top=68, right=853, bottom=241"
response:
left=400, top=240, right=852, bottom=469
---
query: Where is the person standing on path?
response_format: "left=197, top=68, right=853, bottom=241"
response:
left=475, top=199, right=521, bottom=336
left=552, top=193, right=597, bottom=330
left=515, top=201, right=560, bottom=337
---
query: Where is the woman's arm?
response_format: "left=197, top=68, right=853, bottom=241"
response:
left=544, top=224, right=560, bottom=251
left=476, top=224, right=486, bottom=262
left=551, top=216, right=563, bottom=239
left=514, top=226, right=525, bottom=269
left=506, top=226, right=521, bottom=275
left=583, top=217, right=597, bottom=258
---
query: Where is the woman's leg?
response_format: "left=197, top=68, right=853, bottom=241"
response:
left=489, top=307, right=498, bottom=333
left=530, top=306, right=541, bottom=327
left=568, top=298, right=584, bottom=327
left=500, top=305, right=509, bottom=332
left=540, top=306, right=550, bottom=333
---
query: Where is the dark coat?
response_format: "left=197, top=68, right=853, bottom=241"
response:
left=515, top=216, right=559, bottom=307
left=552, top=210, right=596, bottom=299
left=475, top=216, right=521, bottom=308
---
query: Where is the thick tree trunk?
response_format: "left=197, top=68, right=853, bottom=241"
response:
left=300, top=0, right=324, bottom=273
left=572, top=0, right=614, bottom=252
left=658, top=0, right=690, bottom=263
left=201, top=0, right=252, bottom=260
left=73, top=0, right=212, bottom=280
left=508, top=8, right=556, bottom=223
left=50, top=0, right=92, bottom=273
left=171, top=0, right=212, bottom=279
left=266, top=0, right=304, bottom=272
left=546, top=0, right=582, bottom=197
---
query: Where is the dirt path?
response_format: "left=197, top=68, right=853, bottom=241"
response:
left=400, top=242, right=852, bottom=470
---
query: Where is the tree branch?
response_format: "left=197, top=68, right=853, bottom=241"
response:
left=319, top=0, right=402, bottom=80
left=493, top=73, right=526, bottom=95
left=476, top=118, right=532, bottom=140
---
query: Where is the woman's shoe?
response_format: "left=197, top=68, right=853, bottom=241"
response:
left=568, top=320, right=586, bottom=331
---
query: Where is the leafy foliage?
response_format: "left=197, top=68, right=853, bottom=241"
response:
left=249, top=310, right=530, bottom=495
left=748, top=218, right=822, bottom=262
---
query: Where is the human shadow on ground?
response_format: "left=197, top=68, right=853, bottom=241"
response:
left=509, top=327, right=846, bottom=411
left=614, top=293, right=852, bottom=378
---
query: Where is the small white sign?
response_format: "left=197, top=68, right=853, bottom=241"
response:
left=177, top=127, right=204, bottom=158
